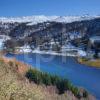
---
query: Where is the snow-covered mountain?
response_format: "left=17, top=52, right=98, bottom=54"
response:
left=0, top=15, right=100, bottom=57
left=0, top=15, right=99, bottom=25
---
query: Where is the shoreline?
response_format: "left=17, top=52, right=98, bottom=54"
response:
left=3, top=51, right=97, bottom=99
left=0, top=56, right=96, bottom=100
left=78, top=58, right=100, bottom=69
left=2, top=49, right=100, bottom=69
left=8, top=50, right=78, bottom=57
left=32, top=50, right=77, bottom=57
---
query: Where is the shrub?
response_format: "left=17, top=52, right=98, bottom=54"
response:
left=56, top=79, right=66, bottom=94
left=25, top=69, right=38, bottom=83
left=71, top=86, right=79, bottom=97
left=83, top=90, right=88, bottom=98
left=42, top=73, right=52, bottom=86
left=50, top=75, right=61, bottom=85
left=9, top=61, right=14, bottom=67
left=25, top=68, right=88, bottom=98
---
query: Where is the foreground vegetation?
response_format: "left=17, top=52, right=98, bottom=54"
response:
left=0, top=57, right=95, bottom=100
left=78, top=58, right=100, bottom=68
left=26, top=68, right=88, bottom=99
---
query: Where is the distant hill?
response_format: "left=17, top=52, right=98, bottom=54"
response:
left=0, top=16, right=100, bottom=47
left=0, top=15, right=100, bottom=54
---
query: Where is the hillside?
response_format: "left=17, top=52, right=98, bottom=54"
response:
left=0, top=57, right=95, bottom=100
left=0, top=16, right=100, bottom=57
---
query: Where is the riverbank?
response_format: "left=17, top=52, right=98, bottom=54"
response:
left=2, top=49, right=100, bottom=69
left=32, top=50, right=77, bottom=57
left=0, top=57, right=77, bottom=100
left=5, top=49, right=78, bottom=57
left=5, top=53, right=100, bottom=99
left=78, top=58, right=100, bottom=68
left=0, top=56, right=96, bottom=100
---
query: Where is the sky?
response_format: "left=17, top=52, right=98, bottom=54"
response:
left=0, top=0, right=100, bottom=17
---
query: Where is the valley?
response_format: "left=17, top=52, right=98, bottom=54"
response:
left=0, top=15, right=100, bottom=100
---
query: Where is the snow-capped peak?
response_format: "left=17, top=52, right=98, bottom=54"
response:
left=0, top=15, right=58, bottom=24
left=54, top=15, right=100, bottom=23
left=0, top=15, right=99, bottom=25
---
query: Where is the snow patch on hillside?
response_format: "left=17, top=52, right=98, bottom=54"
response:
left=0, top=35, right=11, bottom=50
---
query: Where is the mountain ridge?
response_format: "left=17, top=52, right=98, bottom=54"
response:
left=0, top=15, right=100, bottom=24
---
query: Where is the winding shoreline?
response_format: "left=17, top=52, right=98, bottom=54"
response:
left=2, top=48, right=100, bottom=69
left=78, top=58, right=100, bottom=69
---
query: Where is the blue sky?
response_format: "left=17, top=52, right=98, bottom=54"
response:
left=0, top=0, right=100, bottom=17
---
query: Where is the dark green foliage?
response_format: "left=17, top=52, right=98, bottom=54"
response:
left=42, top=73, right=52, bottom=85
left=83, top=90, right=88, bottom=98
left=56, top=79, right=67, bottom=94
left=94, top=49, right=99, bottom=59
left=25, top=69, right=88, bottom=98
left=71, top=86, right=79, bottom=96
left=50, top=75, right=61, bottom=85
left=25, top=69, right=39, bottom=84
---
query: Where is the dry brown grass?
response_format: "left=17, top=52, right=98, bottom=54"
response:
left=0, top=57, right=96, bottom=100
left=78, top=58, right=100, bottom=68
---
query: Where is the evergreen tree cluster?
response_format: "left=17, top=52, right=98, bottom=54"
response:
left=26, top=69, right=88, bottom=98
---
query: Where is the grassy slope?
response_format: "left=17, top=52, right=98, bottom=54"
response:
left=0, top=57, right=78, bottom=100
left=0, top=57, right=95, bottom=100
left=78, top=58, right=100, bottom=68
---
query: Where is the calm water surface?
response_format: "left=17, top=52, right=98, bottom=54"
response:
left=6, top=53, right=100, bottom=99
